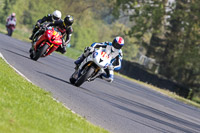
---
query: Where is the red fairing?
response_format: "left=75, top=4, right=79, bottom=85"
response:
left=6, top=24, right=15, bottom=30
left=34, top=27, right=62, bottom=57
left=35, top=34, right=46, bottom=49
left=6, top=17, right=16, bottom=30
left=45, top=29, right=62, bottom=45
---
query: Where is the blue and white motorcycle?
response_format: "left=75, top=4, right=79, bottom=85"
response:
left=70, top=47, right=112, bottom=87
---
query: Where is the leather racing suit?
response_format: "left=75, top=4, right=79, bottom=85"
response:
left=75, top=42, right=123, bottom=82
left=47, top=20, right=73, bottom=54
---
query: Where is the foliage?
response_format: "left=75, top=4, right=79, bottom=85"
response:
left=113, top=0, right=200, bottom=99
left=1, top=0, right=199, bottom=100
left=0, top=0, right=16, bottom=23
left=0, top=0, right=139, bottom=62
left=163, top=0, right=200, bottom=98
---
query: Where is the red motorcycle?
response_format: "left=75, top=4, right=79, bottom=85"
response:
left=29, top=26, right=63, bottom=61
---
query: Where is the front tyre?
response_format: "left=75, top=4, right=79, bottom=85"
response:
left=32, top=43, right=49, bottom=61
left=69, top=77, right=76, bottom=84
left=74, top=66, right=95, bottom=87
left=7, top=28, right=13, bottom=36
left=30, top=49, right=34, bottom=59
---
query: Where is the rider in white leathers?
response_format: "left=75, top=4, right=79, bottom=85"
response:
left=74, top=36, right=124, bottom=82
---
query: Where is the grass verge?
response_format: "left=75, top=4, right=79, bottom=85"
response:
left=0, top=23, right=31, bottom=42
left=115, top=73, right=200, bottom=108
left=0, top=57, right=109, bottom=133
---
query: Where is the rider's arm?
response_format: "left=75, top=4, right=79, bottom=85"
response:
left=46, top=19, right=62, bottom=27
left=64, top=27, right=73, bottom=45
left=113, top=50, right=123, bottom=71
left=6, top=17, right=9, bottom=25
left=65, top=34, right=72, bottom=45
left=37, top=14, right=50, bottom=24
left=91, top=42, right=109, bottom=48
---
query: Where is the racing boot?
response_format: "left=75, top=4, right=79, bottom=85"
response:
left=29, top=47, right=33, bottom=53
left=29, top=41, right=36, bottom=53
left=29, top=34, right=34, bottom=40
left=56, top=45, right=66, bottom=54
left=74, top=54, right=85, bottom=67
left=74, top=48, right=91, bottom=68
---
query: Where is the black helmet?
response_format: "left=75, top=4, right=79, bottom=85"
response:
left=64, top=15, right=74, bottom=27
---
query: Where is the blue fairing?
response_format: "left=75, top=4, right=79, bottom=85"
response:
left=91, top=42, right=97, bottom=47
left=114, top=66, right=121, bottom=71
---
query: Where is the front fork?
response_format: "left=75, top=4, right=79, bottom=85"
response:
left=73, top=62, right=101, bottom=82
left=72, top=69, right=79, bottom=80
left=84, top=66, right=102, bottom=82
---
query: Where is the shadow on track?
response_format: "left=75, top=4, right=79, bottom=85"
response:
left=37, top=71, right=71, bottom=84
left=3, top=48, right=30, bottom=60
left=94, top=91, right=200, bottom=133
left=36, top=71, right=92, bottom=93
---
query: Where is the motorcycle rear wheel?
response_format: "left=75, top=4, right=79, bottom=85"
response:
left=74, top=66, right=95, bottom=87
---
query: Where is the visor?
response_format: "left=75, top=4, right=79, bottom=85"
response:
left=53, top=16, right=60, bottom=21
left=113, top=42, right=122, bottom=49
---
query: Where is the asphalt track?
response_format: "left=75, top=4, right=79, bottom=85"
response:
left=0, top=33, right=200, bottom=133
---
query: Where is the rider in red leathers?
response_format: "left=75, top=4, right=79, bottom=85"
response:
left=6, top=13, right=16, bottom=36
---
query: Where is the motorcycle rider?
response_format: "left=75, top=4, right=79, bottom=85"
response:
left=6, top=12, right=16, bottom=36
left=44, top=15, right=74, bottom=54
left=74, top=36, right=124, bottom=82
left=29, top=10, right=62, bottom=40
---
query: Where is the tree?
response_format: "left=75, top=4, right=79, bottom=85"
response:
left=162, top=0, right=200, bottom=99
left=0, top=0, right=16, bottom=23
left=113, top=0, right=200, bottom=99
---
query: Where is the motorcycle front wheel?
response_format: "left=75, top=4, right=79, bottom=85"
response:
left=7, top=28, right=13, bottom=36
left=69, top=71, right=78, bottom=84
left=74, top=66, right=95, bottom=87
left=32, top=43, right=49, bottom=61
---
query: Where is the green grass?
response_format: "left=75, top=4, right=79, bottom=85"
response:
left=115, top=73, right=200, bottom=108
left=192, top=96, right=200, bottom=104
left=64, top=47, right=83, bottom=60
left=0, top=23, right=31, bottom=42
left=0, top=58, right=109, bottom=133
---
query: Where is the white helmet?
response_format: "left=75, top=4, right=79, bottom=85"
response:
left=52, top=10, right=62, bottom=21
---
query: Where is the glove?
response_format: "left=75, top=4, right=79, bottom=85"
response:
left=83, top=47, right=94, bottom=57
left=89, top=47, right=94, bottom=52
left=41, top=24, right=48, bottom=31
left=43, top=24, right=47, bottom=28
left=84, top=47, right=94, bottom=53
left=35, top=22, right=40, bottom=28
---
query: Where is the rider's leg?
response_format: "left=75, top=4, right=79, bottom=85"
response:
left=56, top=46, right=66, bottom=54
left=74, top=48, right=91, bottom=65
left=29, top=26, right=39, bottom=40
left=100, top=68, right=114, bottom=82
left=56, top=39, right=67, bottom=54
left=74, top=54, right=85, bottom=65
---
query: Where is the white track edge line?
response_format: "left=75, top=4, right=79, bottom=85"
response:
left=0, top=52, right=78, bottom=116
